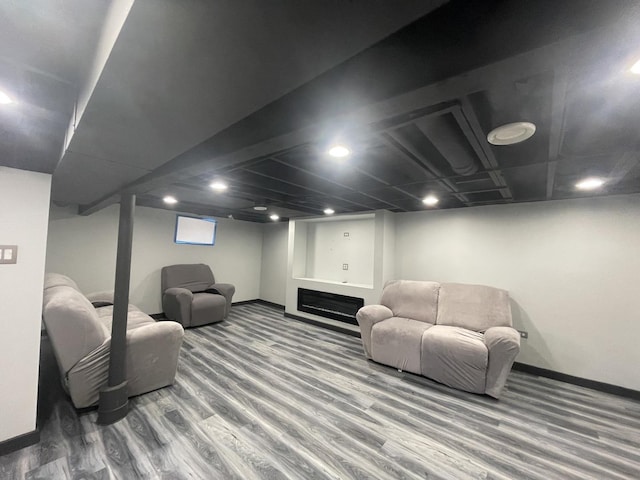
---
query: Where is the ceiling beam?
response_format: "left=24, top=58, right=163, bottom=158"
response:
left=546, top=67, right=569, bottom=199
left=243, top=167, right=381, bottom=212
left=136, top=196, right=271, bottom=223
left=382, top=131, right=470, bottom=205
left=456, top=100, right=512, bottom=200
left=268, top=157, right=409, bottom=212
left=609, top=152, right=639, bottom=183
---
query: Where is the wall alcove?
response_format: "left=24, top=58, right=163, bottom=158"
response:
left=285, top=211, right=395, bottom=332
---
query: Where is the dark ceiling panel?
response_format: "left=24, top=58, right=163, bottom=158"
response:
left=501, top=164, right=547, bottom=201
left=6, top=1, right=640, bottom=220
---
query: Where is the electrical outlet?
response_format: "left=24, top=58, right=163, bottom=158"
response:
left=342, top=263, right=348, bottom=270
left=518, top=330, right=528, bottom=339
left=343, top=232, right=349, bottom=237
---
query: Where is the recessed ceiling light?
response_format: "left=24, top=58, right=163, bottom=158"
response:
left=323, top=208, right=335, bottom=215
left=163, top=195, right=178, bottom=204
left=270, top=214, right=280, bottom=221
left=630, top=59, right=640, bottom=74
left=253, top=205, right=267, bottom=211
left=422, top=195, right=439, bottom=207
left=210, top=181, right=227, bottom=191
left=575, top=177, right=605, bottom=190
left=328, top=144, right=351, bottom=158
left=487, top=122, right=536, bottom=145
left=0, top=90, right=13, bottom=105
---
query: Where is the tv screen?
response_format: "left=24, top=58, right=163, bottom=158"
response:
left=174, top=215, right=217, bottom=245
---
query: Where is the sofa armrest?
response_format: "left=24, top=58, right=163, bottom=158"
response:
left=125, top=321, right=184, bottom=397
left=66, top=321, right=184, bottom=408
left=85, top=290, right=114, bottom=304
left=355, top=304, right=393, bottom=359
left=162, top=287, right=193, bottom=325
left=484, top=326, right=521, bottom=398
left=208, top=283, right=235, bottom=316
left=209, top=283, right=235, bottom=300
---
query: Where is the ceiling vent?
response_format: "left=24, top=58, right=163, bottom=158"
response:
left=418, top=114, right=479, bottom=176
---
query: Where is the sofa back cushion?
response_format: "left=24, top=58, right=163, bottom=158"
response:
left=161, top=263, right=215, bottom=293
left=43, top=285, right=108, bottom=374
left=381, top=280, right=440, bottom=324
left=44, top=272, right=80, bottom=292
left=436, top=282, right=512, bottom=331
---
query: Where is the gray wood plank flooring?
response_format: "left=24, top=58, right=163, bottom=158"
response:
left=2, top=303, right=639, bottom=479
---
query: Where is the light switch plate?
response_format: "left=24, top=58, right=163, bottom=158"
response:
left=0, top=245, right=18, bottom=264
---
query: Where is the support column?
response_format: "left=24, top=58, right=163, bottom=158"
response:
left=98, top=193, right=135, bottom=424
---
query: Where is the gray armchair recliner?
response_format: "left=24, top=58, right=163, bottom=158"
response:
left=161, top=263, right=235, bottom=327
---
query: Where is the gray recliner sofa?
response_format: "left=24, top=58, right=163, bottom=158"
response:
left=161, top=263, right=235, bottom=327
left=356, top=280, right=520, bottom=398
left=42, top=273, right=184, bottom=408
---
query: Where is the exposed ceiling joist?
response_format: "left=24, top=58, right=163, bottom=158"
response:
left=546, top=67, right=570, bottom=198
left=382, top=131, right=470, bottom=206
left=457, top=99, right=512, bottom=200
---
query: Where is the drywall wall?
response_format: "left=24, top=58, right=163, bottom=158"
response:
left=46, top=204, right=263, bottom=313
left=259, top=222, right=288, bottom=305
left=395, top=194, right=640, bottom=391
left=0, top=167, right=51, bottom=442
left=305, top=217, right=375, bottom=285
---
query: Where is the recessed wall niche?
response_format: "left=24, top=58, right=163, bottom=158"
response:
left=300, top=214, right=374, bottom=286
left=286, top=211, right=396, bottom=332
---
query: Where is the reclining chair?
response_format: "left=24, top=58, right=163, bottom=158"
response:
left=161, top=263, right=235, bottom=327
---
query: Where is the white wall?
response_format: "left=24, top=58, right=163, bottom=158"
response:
left=305, top=218, right=375, bottom=285
left=395, top=194, right=640, bottom=391
left=0, top=167, right=51, bottom=442
left=46, top=204, right=263, bottom=313
left=259, top=223, right=288, bottom=305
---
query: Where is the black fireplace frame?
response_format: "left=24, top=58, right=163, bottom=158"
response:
left=297, top=288, right=364, bottom=325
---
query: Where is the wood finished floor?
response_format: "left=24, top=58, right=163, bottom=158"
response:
left=2, top=303, right=640, bottom=479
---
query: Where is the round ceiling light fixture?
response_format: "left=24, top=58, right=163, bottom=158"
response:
left=575, top=177, right=605, bottom=190
left=270, top=214, right=280, bottom=221
left=327, top=144, right=351, bottom=158
left=323, top=208, right=335, bottom=215
left=487, top=122, right=536, bottom=145
left=163, top=195, right=178, bottom=204
left=0, top=89, right=13, bottom=105
left=630, top=59, right=640, bottom=74
left=253, top=205, right=268, bottom=211
left=210, top=180, right=228, bottom=191
left=422, top=195, right=439, bottom=207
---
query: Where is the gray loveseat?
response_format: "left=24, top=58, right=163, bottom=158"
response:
left=356, top=280, right=520, bottom=398
left=42, top=273, right=184, bottom=408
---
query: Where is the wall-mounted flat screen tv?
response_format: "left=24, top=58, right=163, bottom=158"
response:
left=174, top=215, right=217, bottom=246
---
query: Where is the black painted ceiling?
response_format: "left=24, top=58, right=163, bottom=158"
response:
left=3, top=0, right=640, bottom=222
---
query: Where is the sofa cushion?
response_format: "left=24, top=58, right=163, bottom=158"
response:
left=96, top=305, right=154, bottom=331
left=371, top=317, right=434, bottom=374
left=191, top=292, right=226, bottom=326
left=380, top=280, right=440, bottom=324
left=436, top=282, right=512, bottom=332
left=421, top=325, right=488, bottom=393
